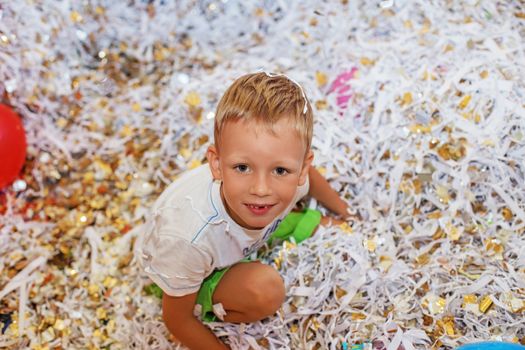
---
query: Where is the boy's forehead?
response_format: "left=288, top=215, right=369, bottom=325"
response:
left=221, top=115, right=296, bottom=135
left=217, top=117, right=308, bottom=158
left=218, top=117, right=297, bottom=144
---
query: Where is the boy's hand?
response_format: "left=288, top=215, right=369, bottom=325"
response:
left=162, top=293, right=229, bottom=350
left=340, top=211, right=361, bottom=222
left=307, top=166, right=360, bottom=221
left=320, top=213, right=359, bottom=228
left=319, top=215, right=345, bottom=227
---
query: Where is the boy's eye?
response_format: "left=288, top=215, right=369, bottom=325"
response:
left=274, top=167, right=289, bottom=176
left=234, top=164, right=249, bottom=173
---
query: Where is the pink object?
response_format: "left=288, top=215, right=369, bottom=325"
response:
left=328, top=67, right=357, bottom=112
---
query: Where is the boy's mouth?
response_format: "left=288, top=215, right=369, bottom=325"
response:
left=245, top=203, right=274, bottom=216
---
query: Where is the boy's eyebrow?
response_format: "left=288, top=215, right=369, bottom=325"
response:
left=259, top=70, right=309, bottom=115
left=227, top=155, right=302, bottom=168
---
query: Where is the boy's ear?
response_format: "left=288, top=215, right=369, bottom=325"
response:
left=206, top=145, right=222, bottom=181
left=298, top=149, right=314, bottom=186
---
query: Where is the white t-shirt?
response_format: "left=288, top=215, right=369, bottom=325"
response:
left=134, top=164, right=309, bottom=297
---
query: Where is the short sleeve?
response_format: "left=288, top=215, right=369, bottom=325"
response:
left=140, top=234, right=212, bottom=297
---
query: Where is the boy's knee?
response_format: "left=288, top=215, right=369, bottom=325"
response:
left=245, top=265, right=285, bottom=316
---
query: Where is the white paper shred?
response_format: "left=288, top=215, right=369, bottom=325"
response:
left=1, top=1, right=525, bottom=349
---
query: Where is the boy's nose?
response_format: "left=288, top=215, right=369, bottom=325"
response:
left=250, top=174, right=272, bottom=196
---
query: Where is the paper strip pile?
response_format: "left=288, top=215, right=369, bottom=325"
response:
left=1, top=1, right=524, bottom=349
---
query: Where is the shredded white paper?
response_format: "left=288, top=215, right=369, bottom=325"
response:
left=1, top=1, right=524, bottom=349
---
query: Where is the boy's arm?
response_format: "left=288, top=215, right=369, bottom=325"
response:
left=307, top=166, right=351, bottom=219
left=162, top=292, right=229, bottom=350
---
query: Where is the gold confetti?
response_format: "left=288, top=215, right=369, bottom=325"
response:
left=309, top=317, right=321, bottom=330
left=435, top=185, right=450, bottom=204
left=338, top=222, right=353, bottom=234
left=93, top=328, right=106, bottom=340
left=273, top=256, right=282, bottom=270
left=416, top=253, right=430, bottom=266
left=501, top=207, right=513, bottom=221
left=103, top=276, right=118, bottom=289
left=442, top=317, right=456, bottom=336
left=360, top=57, right=374, bottom=66
left=154, top=46, right=167, bottom=61
left=188, top=159, right=202, bottom=169
left=41, top=326, right=56, bottom=342
left=88, top=284, right=100, bottom=296
left=475, top=113, right=481, bottom=123
left=446, top=222, right=461, bottom=241
left=400, top=92, right=413, bottom=106
left=96, top=307, right=107, bottom=319
left=458, top=268, right=481, bottom=280
left=120, top=125, right=134, bottom=137
left=351, top=312, right=367, bottom=320
left=257, top=338, right=270, bottom=348
left=482, top=138, right=495, bottom=147
left=315, top=100, right=328, bottom=110
left=364, top=238, right=377, bottom=252
left=184, top=91, right=201, bottom=107
left=76, top=212, right=93, bottom=226
left=423, top=294, right=446, bottom=314
left=419, top=18, right=431, bottom=34
left=379, top=255, right=393, bottom=271
left=408, top=123, right=431, bottom=134
left=53, top=319, right=66, bottom=331
left=284, top=241, right=296, bottom=250
left=501, top=292, right=525, bottom=313
left=463, top=294, right=478, bottom=306
left=70, top=11, right=83, bottom=23
left=443, top=44, right=454, bottom=53
left=180, top=148, right=192, bottom=159
left=131, top=102, right=141, bottom=112
left=335, top=286, right=347, bottom=300
left=290, top=323, right=298, bottom=333
left=315, top=71, right=328, bottom=86
left=89, top=197, right=107, bottom=210
left=425, top=210, right=441, bottom=220
left=437, top=140, right=466, bottom=161
left=429, top=138, right=440, bottom=149
left=412, top=178, right=422, bottom=194
left=510, top=298, right=525, bottom=313
left=479, top=295, right=493, bottom=313
left=485, top=237, right=504, bottom=257
left=94, top=159, right=113, bottom=177
left=56, top=117, right=68, bottom=128
left=458, top=95, right=471, bottom=109
left=95, top=6, right=105, bottom=15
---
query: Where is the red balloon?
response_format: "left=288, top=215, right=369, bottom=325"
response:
left=0, top=104, right=27, bottom=189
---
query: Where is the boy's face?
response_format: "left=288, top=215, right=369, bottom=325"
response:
left=207, top=117, right=313, bottom=230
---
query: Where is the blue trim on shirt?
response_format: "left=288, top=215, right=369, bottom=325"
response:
left=191, top=181, right=219, bottom=243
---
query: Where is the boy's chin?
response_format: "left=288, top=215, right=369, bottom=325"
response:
left=239, top=220, right=268, bottom=230
left=238, top=215, right=276, bottom=230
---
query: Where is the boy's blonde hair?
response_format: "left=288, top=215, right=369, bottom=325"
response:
left=214, top=72, right=314, bottom=152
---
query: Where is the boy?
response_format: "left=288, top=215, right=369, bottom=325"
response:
left=135, top=72, right=351, bottom=349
